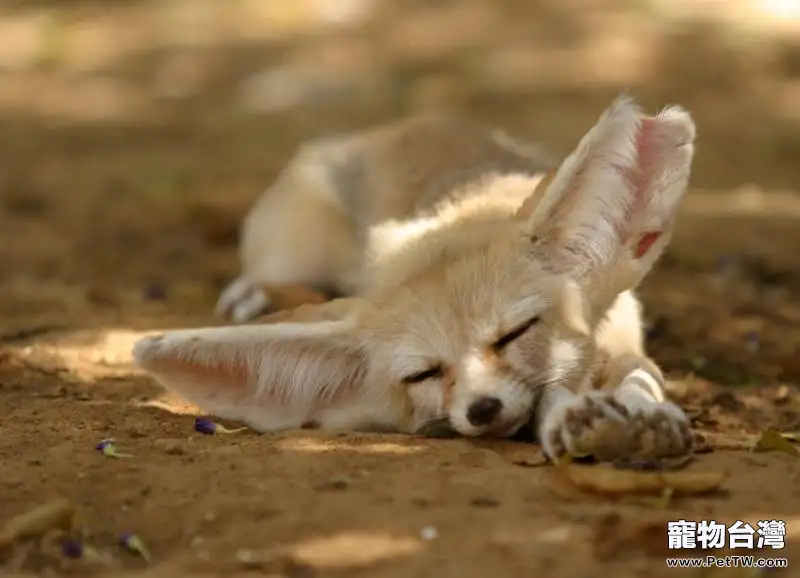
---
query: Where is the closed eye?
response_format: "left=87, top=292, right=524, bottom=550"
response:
left=402, top=366, right=444, bottom=384
left=493, top=316, right=540, bottom=350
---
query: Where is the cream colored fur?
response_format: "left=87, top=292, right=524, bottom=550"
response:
left=133, top=96, right=696, bottom=462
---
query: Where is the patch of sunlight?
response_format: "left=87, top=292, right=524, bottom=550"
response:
left=276, top=438, right=426, bottom=455
left=134, top=395, right=201, bottom=416
left=535, top=524, right=573, bottom=544
left=760, top=0, right=800, bottom=20
left=682, top=189, right=800, bottom=217
left=491, top=524, right=574, bottom=548
left=288, top=531, right=421, bottom=568
left=14, top=328, right=160, bottom=380
left=782, top=516, right=800, bottom=535
left=651, top=0, right=800, bottom=35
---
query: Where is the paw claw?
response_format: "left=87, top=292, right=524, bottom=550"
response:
left=541, top=390, right=692, bottom=462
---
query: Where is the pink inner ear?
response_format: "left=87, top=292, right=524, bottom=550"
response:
left=634, top=231, right=661, bottom=259
left=627, top=116, right=662, bottom=259
left=148, top=355, right=283, bottom=407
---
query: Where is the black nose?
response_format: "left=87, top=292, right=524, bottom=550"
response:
left=466, top=397, right=503, bottom=427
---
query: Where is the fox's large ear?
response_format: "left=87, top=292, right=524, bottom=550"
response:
left=523, top=96, right=695, bottom=309
left=132, top=320, right=372, bottom=431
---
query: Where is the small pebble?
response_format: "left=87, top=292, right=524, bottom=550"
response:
left=85, top=287, right=118, bottom=306
left=690, top=356, right=706, bottom=370
left=775, top=385, right=790, bottom=403
left=716, top=254, right=738, bottom=273
left=744, top=331, right=760, bottom=353
left=420, top=526, right=438, bottom=541
left=314, top=476, right=350, bottom=491
left=142, top=283, right=168, bottom=302
left=235, top=548, right=266, bottom=568
left=469, top=496, right=500, bottom=508
left=411, top=497, right=432, bottom=508
left=154, top=439, right=185, bottom=455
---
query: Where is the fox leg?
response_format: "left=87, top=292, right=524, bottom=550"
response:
left=216, top=146, right=363, bottom=323
left=216, top=280, right=341, bottom=323
left=535, top=292, right=693, bottom=461
left=256, top=297, right=363, bottom=325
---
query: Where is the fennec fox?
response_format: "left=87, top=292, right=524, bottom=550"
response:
left=133, top=96, right=695, bottom=462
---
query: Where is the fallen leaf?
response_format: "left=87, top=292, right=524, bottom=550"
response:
left=779, top=431, right=800, bottom=442
left=693, top=430, right=750, bottom=451
left=511, top=453, right=549, bottom=468
left=556, top=452, right=596, bottom=466
left=487, top=442, right=550, bottom=467
left=560, top=464, right=726, bottom=496
left=752, top=429, right=800, bottom=456
left=0, top=498, right=76, bottom=549
left=613, top=455, right=695, bottom=471
left=652, top=487, right=674, bottom=509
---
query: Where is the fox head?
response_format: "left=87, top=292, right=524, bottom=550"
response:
left=133, top=96, right=695, bottom=438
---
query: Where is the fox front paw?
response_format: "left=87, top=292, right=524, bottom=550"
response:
left=215, top=277, right=271, bottom=323
left=540, top=391, right=692, bottom=462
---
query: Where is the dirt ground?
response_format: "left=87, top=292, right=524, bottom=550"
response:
left=1, top=1, right=800, bottom=577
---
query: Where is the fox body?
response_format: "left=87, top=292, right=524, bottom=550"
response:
left=133, top=97, right=695, bottom=461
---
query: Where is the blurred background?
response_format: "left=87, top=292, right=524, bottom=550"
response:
left=1, top=3, right=800, bottom=575
left=0, top=0, right=798, bottom=383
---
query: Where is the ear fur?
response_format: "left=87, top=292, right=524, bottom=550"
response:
left=523, top=95, right=695, bottom=310
left=132, top=320, right=372, bottom=431
left=556, top=278, right=591, bottom=338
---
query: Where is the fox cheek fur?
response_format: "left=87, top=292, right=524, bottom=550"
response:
left=443, top=279, right=595, bottom=438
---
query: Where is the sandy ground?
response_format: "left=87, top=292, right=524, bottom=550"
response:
left=1, top=1, right=800, bottom=576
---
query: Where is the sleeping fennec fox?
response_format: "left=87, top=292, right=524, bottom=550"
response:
left=133, top=96, right=695, bottom=461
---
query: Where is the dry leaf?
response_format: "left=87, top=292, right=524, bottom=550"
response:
left=652, top=487, right=674, bottom=509
left=556, top=453, right=595, bottom=466
left=488, top=442, right=550, bottom=467
left=779, top=431, right=800, bottom=442
left=693, top=430, right=750, bottom=451
left=752, top=429, right=800, bottom=456
left=511, top=449, right=549, bottom=468
left=613, top=455, right=695, bottom=471
left=0, top=498, right=76, bottom=549
left=561, top=464, right=726, bottom=496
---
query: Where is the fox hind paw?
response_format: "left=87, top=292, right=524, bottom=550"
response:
left=215, top=277, right=271, bottom=323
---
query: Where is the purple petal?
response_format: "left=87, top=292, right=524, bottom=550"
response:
left=142, top=283, right=167, bottom=302
left=61, top=539, right=83, bottom=558
left=194, top=418, right=216, bottom=435
left=716, top=254, right=737, bottom=272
